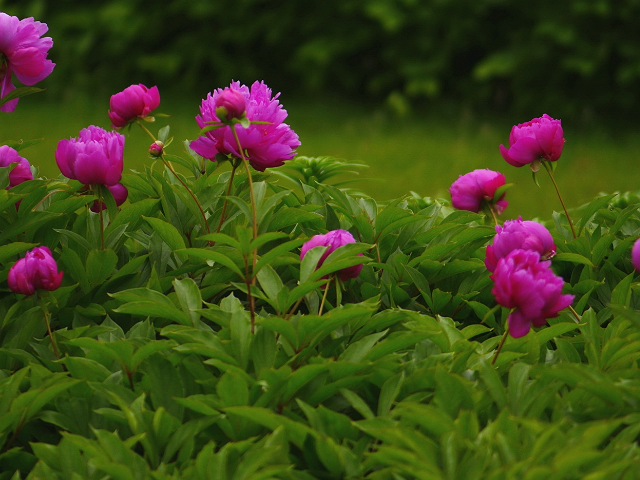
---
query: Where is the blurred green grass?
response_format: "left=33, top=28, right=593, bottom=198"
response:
left=3, top=91, right=639, bottom=220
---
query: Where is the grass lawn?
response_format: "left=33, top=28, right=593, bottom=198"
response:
left=3, top=90, right=639, bottom=220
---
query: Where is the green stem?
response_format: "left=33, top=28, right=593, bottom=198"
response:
left=215, top=162, right=239, bottom=235
left=488, top=203, right=499, bottom=226
left=491, top=325, right=510, bottom=366
left=231, top=124, right=258, bottom=333
left=97, top=186, right=105, bottom=250
left=542, top=161, right=576, bottom=238
left=162, top=156, right=211, bottom=235
left=39, top=294, right=60, bottom=360
left=318, top=277, right=332, bottom=316
left=568, top=305, right=581, bottom=324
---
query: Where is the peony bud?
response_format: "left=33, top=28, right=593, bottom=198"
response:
left=108, top=84, right=160, bottom=128
left=90, top=183, right=128, bottom=213
left=300, top=229, right=363, bottom=281
left=149, top=140, right=164, bottom=158
left=449, top=169, right=508, bottom=215
left=7, top=246, right=63, bottom=296
left=500, top=114, right=565, bottom=168
left=214, top=88, right=246, bottom=122
left=0, top=145, right=34, bottom=187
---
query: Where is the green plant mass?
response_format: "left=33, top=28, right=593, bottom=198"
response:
left=3, top=8, right=640, bottom=480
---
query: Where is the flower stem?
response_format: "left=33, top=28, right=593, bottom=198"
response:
left=215, top=162, right=239, bottom=235
left=39, top=295, right=60, bottom=360
left=543, top=161, right=576, bottom=238
left=568, top=305, right=581, bottom=323
left=491, top=325, right=510, bottom=366
left=318, top=277, right=332, bottom=316
left=488, top=203, right=500, bottom=226
left=162, top=156, right=211, bottom=235
left=231, top=124, right=258, bottom=333
left=97, top=186, right=105, bottom=250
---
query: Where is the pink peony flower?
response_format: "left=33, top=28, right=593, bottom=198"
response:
left=55, top=126, right=124, bottom=186
left=0, top=13, right=55, bottom=112
left=149, top=140, right=163, bottom=158
left=300, top=229, right=363, bottom=281
left=491, top=249, right=573, bottom=338
left=90, top=183, right=128, bottom=213
left=499, top=114, right=565, bottom=167
left=632, top=238, right=640, bottom=271
left=0, top=145, right=33, bottom=187
left=485, top=217, right=556, bottom=272
left=190, top=80, right=300, bottom=171
left=7, top=246, right=63, bottom=295
left=215, top=87, right=246, bottom=121
left=449, top=169, right=508, bottom=214
left=108, top=84, right=160, bottom=128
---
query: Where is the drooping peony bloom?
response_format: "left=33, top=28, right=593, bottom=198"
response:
left=499, top=114, right=565, bottom=168
left=300, top=229, right=363, bottom=281
left=0, top=13, right=55, bottom=112
left=7, top=246, right=63, bottom=295
left=491, top=249, right=573, bottom=338
left=90, top=183, right=128, bottom=213
left=0, top=145, right=33, bottom=187
left=55, top=126, right=124, bottom=186
left=485, top=217, right=556, bottom=272
left=449, top=169, right=508, bottom=214
left=108, top=84, right=160, bottom=128
left=190, top=80, right=300, bottom=171
left=632, top=238, right=640, bottom=271
left=215, top=88, right=246, bottom=121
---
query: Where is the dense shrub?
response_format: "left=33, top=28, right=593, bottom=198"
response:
left=4, top=0, right=640, bottom=117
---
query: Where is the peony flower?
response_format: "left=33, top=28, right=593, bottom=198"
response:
left=632, top=238, right=640, bottom=271
left=485, top=217, right=556, bottom=272
left=491, top=249, right=574, bottom=338
left=108, top=84, right=160, bottom=128
left=499, top=114, right=565, bottom=168
left=300, top=229, right=363, bottom=281
left=55, top=126, right=124, bottom=186
left=190, top=80, right=300, bottom=171
left=0, top=13, right=55, bottom=112
left=215, top=87, right=246, bottom=121
left=7, top=246, right=63, bottom=295
left=149, top=140, right=163, bottom=158
left=90, top=183, right=128, bottom=213
left=0, top=145, right=33, bottom=187
left=449, top=169, right=508, bottom=214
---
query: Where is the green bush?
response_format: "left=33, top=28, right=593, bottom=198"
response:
left=3, top=0, right=640, bottom=117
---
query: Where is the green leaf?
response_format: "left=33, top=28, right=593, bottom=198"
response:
left=0, top=86, right=44, bottom=106
left=177, top=248, right=244, bottom=277
left=173, top=278, right=202, bottom=326
left=143, top=216, right=186, bottom=251
left=553, top=252, right=594, bottom=267
left=577, top=194, right=617, bottom=235
left=0, top=242, right=37, bottom=264
left=86, top=249, right=118, bottom=287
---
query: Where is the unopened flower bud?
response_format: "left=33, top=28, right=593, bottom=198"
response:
left=149, top=140, right=164, bottom=157
left=214, top=88, right=246, bottom=122
left=8, top=246, right=63, bottom=295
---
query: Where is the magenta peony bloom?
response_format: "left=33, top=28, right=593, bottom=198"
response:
left=485, top=217, right=556, bottom=272
left=215, top=88, right=246, bottom=121
left=300, top=229, right=363, bottom=281
left=491, top=249, right=573, bottom=338
left=499, top=114, right=565, bottom=167
left=190, top=80, right=300, bottom=171
left=0, top=13, right=55, bottom=112
left=55, top=126, right=124, bottom=186
left=7, top=246, right=63, bottom=295
left=108, top=84, right=160, bottom=128
left=632, top=238, right=640, bottom=271
left=90, top=183, right=128, bottom=213
left=0, top=145, right=33, bottom=187
left=449, top=169, right=508, bottom=214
